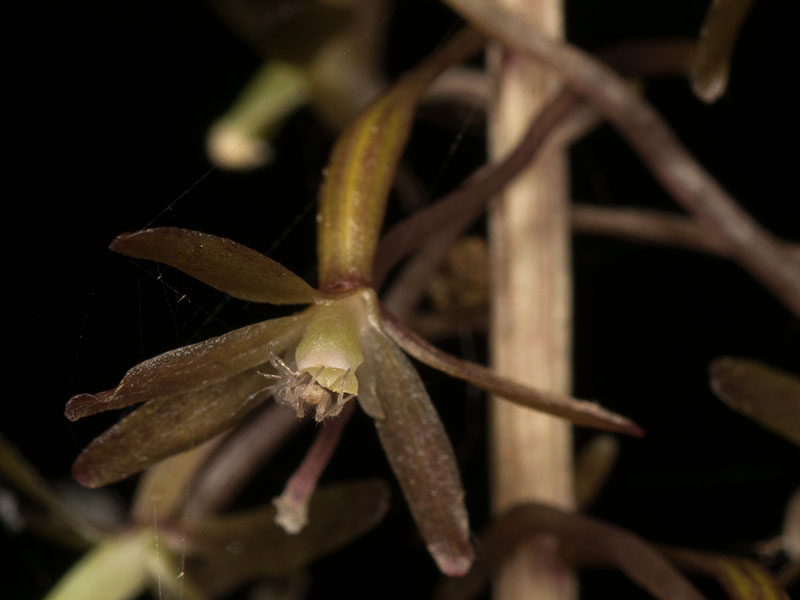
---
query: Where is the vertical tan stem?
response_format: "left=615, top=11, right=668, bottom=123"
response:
left=488, top=0, right=576, bottom=599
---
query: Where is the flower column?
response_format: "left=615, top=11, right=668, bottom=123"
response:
left=488, top=0, right=576, bottom=599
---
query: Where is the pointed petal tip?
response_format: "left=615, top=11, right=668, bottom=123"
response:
left=70, top=456, right=102, bottom=489
left=381, top=312, right=645, bottom=436
left=108, top=232, right=128, bottom=251
left=108, top=230, right=149, bottom=254
left=621, top=419, right=645, bottom=438
left=430, top=543, right=474, bottom=577
left=65, top=394, right=94, bottom=421
left=65, top=389, right=118, bottom=422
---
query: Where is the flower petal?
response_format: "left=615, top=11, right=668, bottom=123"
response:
left=690, top=0, right=756, bottom=103
left=434, top=503, right=704, bottom=600
left=66, top=314, right=309, bottom=421
left=71, top=369, right=271, bottom=488
left=316, top=28, right=484, bottom=290
left=180, top=480, right=389, bottom=588
left=359, top=324, right=474, bottom=576
left=110, top=227, right=326, bottom=304
left=710, top=357, right=800, bottom=446
left=382, top=312, right=643, bottom=436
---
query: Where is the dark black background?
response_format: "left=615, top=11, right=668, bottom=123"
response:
left=7, top=1, right=798, bottom=598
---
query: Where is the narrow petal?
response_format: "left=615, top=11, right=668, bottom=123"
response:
left=316, top=28, right=484, bottom=291
left=110, top=227, right=326, bottom=305
left=66, top=314, right=309, bottom=421
left=690, top=0, right=756, bottom=103
left=359, top=324, right=474, bottom=576
left=71, top=369, right=271, bottom=488
left=434, top=503, right=704, bottom=600
left=65, top=391, right=115, bottom=421
left=710, top=357, right=800, bottom=446
left=663, top=548, right=789, bottom=600
left=180, top=480, right=389, bottom=585
left=382, top=312, right=643, bottom=436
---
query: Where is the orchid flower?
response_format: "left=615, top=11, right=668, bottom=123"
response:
left=1, top=433, right=388, bottom=600
left=66, top=28, right=641, bottom=576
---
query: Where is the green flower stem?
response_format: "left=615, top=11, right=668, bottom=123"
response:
left=207, top=60, right=310, bottom=170
left=316, top=28, right=484, bottom=292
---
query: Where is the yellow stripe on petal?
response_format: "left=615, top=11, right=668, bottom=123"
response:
left=316, top=28, right=484, bottom=291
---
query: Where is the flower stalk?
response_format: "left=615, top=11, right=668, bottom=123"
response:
left=487, top=0, right=576, bottom=598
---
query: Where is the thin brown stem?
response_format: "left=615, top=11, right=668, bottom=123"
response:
left=573, top=205, right=800, bottom=261
left=385, top=206, right=800, bottom=341
left=443, top=0, right=800, bottom=316
left=381, top=230, right=461, bottom=320
left=434, top=503, right=706, bottom=600
left=423, top=38, right=696, bottom=109
left=375, top=38, right=696, bottom=291
left=374, top=89, right=580, bottom=288
left=487, top=2, right=575, bottom=598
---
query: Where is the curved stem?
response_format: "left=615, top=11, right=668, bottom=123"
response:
left=443, top=0, right=800, bottom=317
left=573, top=205, right=800, bottom=261
left=272, top=403, right=354, bottom=534
left=183, top=405, right=303, bottom=516
left=374, top=38, right=696, bottom=290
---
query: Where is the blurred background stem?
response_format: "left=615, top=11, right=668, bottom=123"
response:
left=488, top=0, right=576, bottom=598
